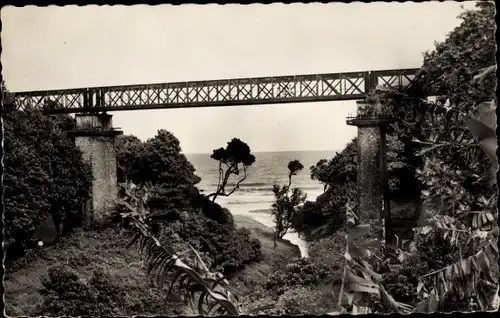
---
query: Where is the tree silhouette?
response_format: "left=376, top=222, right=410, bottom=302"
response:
left=272, top=160, right=307, bottom=249
left=207, top=138, right=255, bottom=202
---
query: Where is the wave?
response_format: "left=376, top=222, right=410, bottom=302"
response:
left=225, top=199, right=275, bottom=205
left=200, top=186, right=321, bottom=192
left=208, top=182, right=268, bottom=188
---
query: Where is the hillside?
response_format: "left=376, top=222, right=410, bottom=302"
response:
left=4, top=215, right=300, bottom=316
left=227, top=215, right=301, bottom=295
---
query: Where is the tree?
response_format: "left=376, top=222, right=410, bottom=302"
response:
left=271, top=160, right=307, bottom=249
left=3, top=87, right=92, bottom=255
left=115, top=134, right=144, bottom=183
left=207, top=138, right=256, bottom=202
left=115, top=130, right=202, bottom=212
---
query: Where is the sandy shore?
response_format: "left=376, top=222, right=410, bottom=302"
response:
left=229, top=207, right=309, bottom=258
left=232, top=214, right=301, bottom=253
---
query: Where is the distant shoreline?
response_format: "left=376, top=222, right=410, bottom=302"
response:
left=186, top=149, right=339, bottom=156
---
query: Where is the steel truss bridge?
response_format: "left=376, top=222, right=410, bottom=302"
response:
left=13, top=68, right=418, bottom=114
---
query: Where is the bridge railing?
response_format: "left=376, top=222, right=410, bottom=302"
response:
left=13, top=68, right=419, bottom=114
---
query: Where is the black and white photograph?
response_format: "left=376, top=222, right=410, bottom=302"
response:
left=1, top=1, right=498, bottom=316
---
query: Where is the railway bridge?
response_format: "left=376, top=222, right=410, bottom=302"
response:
left=13, top=68, right=418, bottom=240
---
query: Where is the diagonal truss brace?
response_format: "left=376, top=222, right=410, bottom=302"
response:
left=13, top=68, right=418, bottom=114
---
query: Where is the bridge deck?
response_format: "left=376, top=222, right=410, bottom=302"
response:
left=13, top=68, right=418, bottom=114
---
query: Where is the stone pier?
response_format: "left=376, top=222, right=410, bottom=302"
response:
left=357, top=124, right=383, bottom=220
left=70, top=113, right=122, bottom=224
left=346, top=100, right=394, bottom=242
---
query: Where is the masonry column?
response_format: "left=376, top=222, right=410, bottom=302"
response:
left=346, top=100, right=394, bottom=243
left=70, top=113, right=123, bottom=224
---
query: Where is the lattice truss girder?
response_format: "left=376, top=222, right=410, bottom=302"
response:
left=13, top=69, right=417, bottom=113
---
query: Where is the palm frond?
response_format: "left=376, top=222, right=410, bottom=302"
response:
left=125, top=213, right=241, bottom=315
left=115, top=181, right=242, bottom=316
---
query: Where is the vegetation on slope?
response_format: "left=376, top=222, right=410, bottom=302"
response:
left=4, top=227, right=185, bottom=316
left=115, top=133, right=263, bottom=275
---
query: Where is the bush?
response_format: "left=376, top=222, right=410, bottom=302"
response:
left=39, top=266, right=106, bottom=316
left=115, top=130, right=201, bottom=212
left=264, top=257, right=339, bottom=296
left=243, top=284, right=339, bottom=315
left=275, top=285, right=339, bottom=315
left=200, top=196, right=235, bottom=227
left=39, top=265, right=183, bottom=316
left=159, top=213, right=262, bottom=274
left=379, top=230, right=478, bottom=309
left=308, top=231, right=345, bottom=265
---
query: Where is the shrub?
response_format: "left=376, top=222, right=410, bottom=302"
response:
left=39, top=265, right=183, bottom=316
left=88, top=269, right=127, bottom=312
left=200, top=196, right=235, bottom=227
left=39, top=266, right=103, bottom=316
left=115, top=130, right=201, bottom=212
left=243, top=284, right=339, bottom=315
left=275, top=285, right=339, bottom=315
left=308, top=231, right=345, bottom=265
left=159, top=213, right=262, bottom=274
left=264, top=257, right=339, bottom=296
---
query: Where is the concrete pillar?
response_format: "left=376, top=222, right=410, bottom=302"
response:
left=346, top=100, right=395, bottom=242
left=71, top=113, right=122, bottom=224
left=357, top=125, right=383, bottom=220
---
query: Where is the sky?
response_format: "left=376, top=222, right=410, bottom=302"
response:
left=1, top=2, right=477, bottom=154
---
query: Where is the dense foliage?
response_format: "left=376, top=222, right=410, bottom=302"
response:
left=38, top=264, right=183, bottom=316
left=116, top=130, right=202, bottom=212
left=330, top=2, right=498, bottom=313
left=159, top=212, right=262, bottom=274
left=114, top=182, right=244, bottom=315
left=39, top=266, right=125, bottom=316
left=264, top=257, right=338, bottom=296
left=295, top=2, right=496, bottom=246
left=3, top=87, right=92, bottom=257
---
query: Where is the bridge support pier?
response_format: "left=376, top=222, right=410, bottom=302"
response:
left=346, top=101, right=395, bottom=244
left=70, top=113, right=122, bottom=225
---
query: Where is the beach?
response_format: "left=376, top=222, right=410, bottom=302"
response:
left=187, top=150, right=332, bottom=258
left=229, top=206, right=310, bottom=258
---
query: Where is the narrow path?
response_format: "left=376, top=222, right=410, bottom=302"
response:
left=228, top=215, right=302, bottom=295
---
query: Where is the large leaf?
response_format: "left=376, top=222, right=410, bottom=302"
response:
left=379, top=284, right=413, bottom=313
left=115, top=182, right=241, bottom=315
left=463, top=100, right=498, bottom=182
left=472, top=65, right=496, bottom=85
left=347, top=224, right=371, bottom=242
left=344, top=268, right=380, bottom=296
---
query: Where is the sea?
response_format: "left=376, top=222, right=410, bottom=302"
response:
left=186, top=150, right=338, bottom=258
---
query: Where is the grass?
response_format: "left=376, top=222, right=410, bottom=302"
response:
left=227, top=215, right=301, bottom=295
left=4, top=215, right=301, bottom=316
left=3, top=227, right=184, bottom=316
